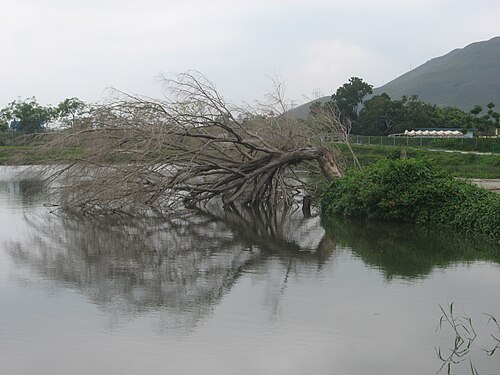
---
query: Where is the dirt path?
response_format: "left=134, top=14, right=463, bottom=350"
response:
left=428, top=148, right=497, bottom=156
left=470, top=179, right=500, bottom=194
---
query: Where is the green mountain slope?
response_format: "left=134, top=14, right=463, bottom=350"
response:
left=288, top=36, right=500, bottom=118
left=372, top=36, right=500, bottom=109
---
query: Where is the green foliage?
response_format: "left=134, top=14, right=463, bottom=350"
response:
left=0, top=97, right=90, bottom=144
left=385, top=147, right=405, bottom=160
left=310, top=77, right=373, bottom=122
left=0, top=97, right=56, bottom=134
left=321, top=159, right=500, bottom=243
left=352, top=93, right=406, bottom=134
left=426, top=137, right=500, bottom=153
left=308, top=75, right=499, bottom=135
left=331, top=77, right=373, bottom=121
left=348, top=135, right=500, bottom=154
left=469, top=102, right=500, bottom=132
left=351, top=91, right=499, bottom=135
left=470, top=104, right=483, bottom=115
left=56, top=97, right=87, bottom=128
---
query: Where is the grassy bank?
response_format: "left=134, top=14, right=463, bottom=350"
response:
left=335, top=144, right=500, bottom=178
left=2, top=142, right=499, bottom=179
left=0, top=146, right=84, bottom=165
left=321, top=159, right=500, bottom=244
left=349, top=135, right=500, bottom=154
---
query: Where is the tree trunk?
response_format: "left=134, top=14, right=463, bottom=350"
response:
left=318, top=149, right=343, bottom=181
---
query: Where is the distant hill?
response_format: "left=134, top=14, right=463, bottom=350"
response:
left=288, top=36, right=500, bottom=118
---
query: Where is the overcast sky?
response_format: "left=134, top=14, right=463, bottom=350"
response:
left=1, top=0, right=499, bottom=108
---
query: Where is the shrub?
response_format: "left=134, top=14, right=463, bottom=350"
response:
left=321, top=159, right=500, bottom=243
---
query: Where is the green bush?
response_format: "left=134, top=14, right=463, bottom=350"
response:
left=321, top=159, right=500, bottom=243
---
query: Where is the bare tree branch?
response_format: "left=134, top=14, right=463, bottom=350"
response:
left=30, top=72, right=350, bottom=215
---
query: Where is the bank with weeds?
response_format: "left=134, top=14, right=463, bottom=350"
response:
left=321, top=159, right=500, bottom=244
left=332, top=143, right=500, bottom=178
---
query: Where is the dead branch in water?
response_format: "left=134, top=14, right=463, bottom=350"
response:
left=32, top=72, right=350, bottom=215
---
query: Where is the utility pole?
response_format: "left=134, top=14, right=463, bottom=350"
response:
left=312, top=88, right=323, bottom=100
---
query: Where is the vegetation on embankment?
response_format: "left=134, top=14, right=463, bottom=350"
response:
left=0, top=146, right=84, bottom=165
left=3, top=140, right=498, bottom=178
left=349, top=135, right=500, bottom=154
left=335, top=144, right=500, bottom=178
left=321, top=159, right=500, bottom=244
left=2, top=140, right=499, bottom=181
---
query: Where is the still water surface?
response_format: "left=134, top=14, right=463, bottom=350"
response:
left=0, top=167, right=499, bottom=375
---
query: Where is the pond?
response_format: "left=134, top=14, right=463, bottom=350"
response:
left=0, top=167, right=499, bottom=375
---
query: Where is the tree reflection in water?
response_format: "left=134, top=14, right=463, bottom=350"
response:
left=323, top=217, right=500, bottom=280
left=5, top=203, right=334, bottom=333
left=4, top=175, right=498, bottom=335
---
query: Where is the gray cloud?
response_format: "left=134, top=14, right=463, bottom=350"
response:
left=1, top=0, right=499, bottom=107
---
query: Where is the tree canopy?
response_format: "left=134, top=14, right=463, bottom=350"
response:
left=0, top=97, right=91, bottom=135
left=56, top=97, right=87, bottom=128
left=309, top=77, right=373, bottom=124
left=0, top=98, right=55, bottom=134
left=352, top=94, right=499, bottom=136
left=310, top=77, right=499, bottom=136
left=331, top=77, right=373, bottom=122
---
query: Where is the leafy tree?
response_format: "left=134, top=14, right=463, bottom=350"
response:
left=353, top=93, right=404, bottom=135
left=56, top=97, right=87, bottom=128
left=486, top=102, right=495, bottom=113
left=353, top=94, right=443, bottom=135
left=485, top=102, right=499, bottom=129
left=331, top=77, right=373, bottom=122
left=467, top=103, right=500, bottom=133
left=353, top=94, right=498, bottom=136
left=491, top=112, right=500, bottom=127
left=441, top=107, right=473, bottom=128
left=404, top=96, right=442, bottom=129
left=0, top=108, right=11, bottom=132
left=0, top=98, right=55, bottom=134
left=470, top=105, right=482, bottom=116
left=308, top=76, right=499, bottom=136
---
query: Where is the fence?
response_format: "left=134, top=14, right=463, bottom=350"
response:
left=348, top=135, right=500, bottom=153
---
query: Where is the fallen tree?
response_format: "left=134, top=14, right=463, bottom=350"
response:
left=33, top=72, right=352, bottom=215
